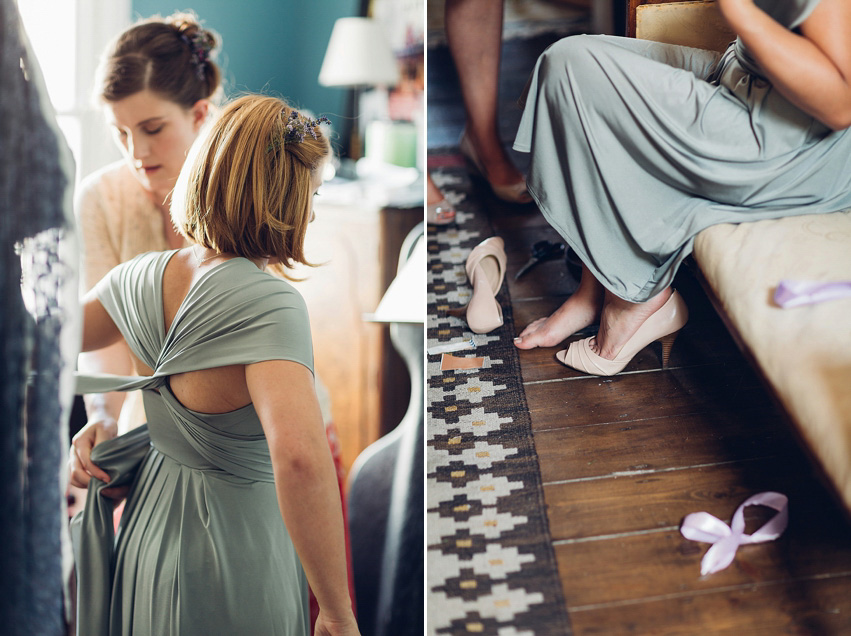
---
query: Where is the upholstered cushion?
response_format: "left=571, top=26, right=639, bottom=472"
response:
left=636, top=1, right=735, bottom=52
left=694, top=211, right=851, bottom=511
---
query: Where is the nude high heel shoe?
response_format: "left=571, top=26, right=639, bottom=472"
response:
left=465, top=237, right=507, bottom=334
left=556, top=291, right=688, bottom=376
left=459, top=131, right=533, bottom=204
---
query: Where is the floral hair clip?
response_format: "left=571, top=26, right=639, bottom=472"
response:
left=266, top=111, right=331, bottom=153
left=180, top=32, right=210, bottom=81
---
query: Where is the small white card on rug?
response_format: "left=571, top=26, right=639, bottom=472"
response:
left=427, top=337, right=476, bottom=356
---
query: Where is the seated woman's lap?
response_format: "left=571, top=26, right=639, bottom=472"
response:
left=545, top=34, right=721, bottom=81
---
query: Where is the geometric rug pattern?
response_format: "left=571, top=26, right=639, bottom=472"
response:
left=426, top=166, right=572, bottom=635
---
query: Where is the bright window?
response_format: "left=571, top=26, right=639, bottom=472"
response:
left=18, top=0, right=130, bottom=184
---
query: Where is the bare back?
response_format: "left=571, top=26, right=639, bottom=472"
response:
left=145, top=248, right=253, bottom=414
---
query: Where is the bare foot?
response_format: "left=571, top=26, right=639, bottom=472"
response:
left=591, top=288, right=672, bottom=360
left=514, top=300, right=598, bottom=349
left=515, top=264, right=604, bottom=349
left=515, top=290, right=603, bottom=351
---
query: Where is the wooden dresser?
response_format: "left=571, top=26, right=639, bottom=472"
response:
left=293, top=197, right=422, bottom=475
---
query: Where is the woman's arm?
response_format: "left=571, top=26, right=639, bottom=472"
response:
left=69, top=290, right=126, bottom=490
left=76, top=180, right=133, bottom=431
left=81, top=287, right=122, bottom=352
left=718, top=0, right=851, bottom=129
left=247, top=360, right=359, bottom=636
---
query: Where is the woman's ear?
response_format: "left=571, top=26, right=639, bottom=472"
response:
left=191, top=99, right=210, bottom=133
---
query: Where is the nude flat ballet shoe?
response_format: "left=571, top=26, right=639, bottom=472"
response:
left=459, top=131, right=533, bottom=205
left=555, top=291, right=689, bottom=376
left=427, top=199, right=456, bottom=225
left=465, top=236, right=507, bottom=334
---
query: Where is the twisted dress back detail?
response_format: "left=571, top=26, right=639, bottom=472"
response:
left=72, top=249, right=314, bottom=635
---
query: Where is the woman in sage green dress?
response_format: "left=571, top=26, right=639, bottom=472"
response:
left=68, top=96, right=359, bottom=636
left=512, top=0, right=851, bottom=376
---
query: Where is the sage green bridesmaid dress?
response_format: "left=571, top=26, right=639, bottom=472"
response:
left=72, top=249, right=314, bottom=635
left=514, top=0, right=851, bottom=302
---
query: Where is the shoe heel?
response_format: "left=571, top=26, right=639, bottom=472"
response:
left=658, top=332, right=679, bottom=369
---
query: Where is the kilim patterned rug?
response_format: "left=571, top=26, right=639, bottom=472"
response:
left=426, top=164, right=572, bottom=635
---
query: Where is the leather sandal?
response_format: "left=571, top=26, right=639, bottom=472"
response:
left=427, top=199, right=456, bottom=225
left=465, top=236, right=507, bottom=334
left=556, top=291, right=688, bottom=376
left=459, top=131, right=533, bottom=204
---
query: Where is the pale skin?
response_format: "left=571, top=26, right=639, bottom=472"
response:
left=70, top=245, right=358, bottom=636
left=515, top=0, right=851, bottom=358
left=78, top=90, right=209, bottom=436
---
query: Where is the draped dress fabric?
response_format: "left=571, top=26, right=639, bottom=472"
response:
left=72, top=250, right=314, bottom=636
left=514, top=0, right=851, bottom=302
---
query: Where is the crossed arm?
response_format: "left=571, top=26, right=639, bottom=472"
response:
left=717, top=0, right=851, bottom=130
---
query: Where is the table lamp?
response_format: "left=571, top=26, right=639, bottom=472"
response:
left=319, top=17, right=399, bottom=160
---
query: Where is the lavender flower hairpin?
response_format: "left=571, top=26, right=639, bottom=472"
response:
left=180, top=32, right=210, bottom=80
left=266, top=111, right=331, bottom=153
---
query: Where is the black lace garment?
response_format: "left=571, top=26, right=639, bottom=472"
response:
left=0, top=0, right=78, bottom=633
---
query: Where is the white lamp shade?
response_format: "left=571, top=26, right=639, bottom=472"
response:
left=318, top=17, right=400, bottom=88
left=371, top=237, right=425, bottom=324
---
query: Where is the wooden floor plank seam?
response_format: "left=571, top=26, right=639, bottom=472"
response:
left=566, top=571, right=851, bottom=613
left=552, top=526, right=678, bottom=546
left=521, top=362, right=719, bottom=386
left=510, top=295, right=570, bottom=303
left=529, top=405, right=775, bottom=433
left=541, top=455, right=792, bottom=487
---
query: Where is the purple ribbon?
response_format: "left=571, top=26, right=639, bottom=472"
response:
left=680, top=491, right=788, bottom=575
left=774, top=280, right=851, bottom=308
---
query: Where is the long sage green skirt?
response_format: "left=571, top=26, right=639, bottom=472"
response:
left=515, top=2, right=851, bottom=302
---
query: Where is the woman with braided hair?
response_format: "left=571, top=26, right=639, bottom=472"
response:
left=70, top=95, right=359, bottom=636
left=75, top=12, right=221, bottom=440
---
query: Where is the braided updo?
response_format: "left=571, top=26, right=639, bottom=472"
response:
left=96, top=11, right=222, bottom=107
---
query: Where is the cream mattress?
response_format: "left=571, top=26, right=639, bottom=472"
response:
left=694, top=211, right=851, bottom=512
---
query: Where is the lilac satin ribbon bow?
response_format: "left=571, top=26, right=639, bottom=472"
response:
left=680, top=491, right=789, bottom=575
left=774, top=280, right=851, bottom=308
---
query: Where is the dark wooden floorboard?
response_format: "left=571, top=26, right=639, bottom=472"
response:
left=524, top=362, right=776, bottom=429
left=534, top=407, right=800, bottom=483
left=544, top=455, right=820, bottom=540
left=429, top=23, right=851, bottom=635
left=569, top=576, right=851, bottom=635
left=556, top=507, right=851, bottom=608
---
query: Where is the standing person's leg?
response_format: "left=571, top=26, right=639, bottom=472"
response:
left=445, top=0, right=531, bottom=202
left=427, top=173, right=457, bottom=225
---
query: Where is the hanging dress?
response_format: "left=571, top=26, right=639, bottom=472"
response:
left=514, top=0, right=851, bottom=302
left=71, top=249, right=314, bottom=635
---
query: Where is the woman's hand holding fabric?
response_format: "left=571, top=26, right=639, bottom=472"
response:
left=69, top=416, right=118, bottom=492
